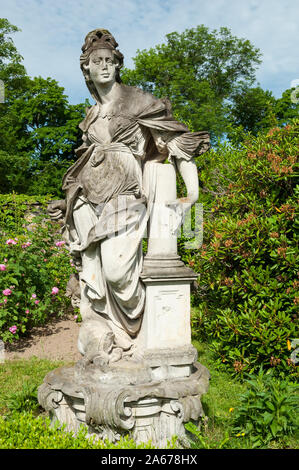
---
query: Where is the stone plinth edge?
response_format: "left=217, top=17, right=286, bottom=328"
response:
left=38, top=360, right=210, bottom=448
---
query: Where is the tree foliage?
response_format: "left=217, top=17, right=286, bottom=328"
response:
left=228, top=85, right=299, bottom=139
left=121, top=25, right=262, bottom=140
left=0, top=18, right=27, bottom=92
left=0, top=76, right=86, bottom=161
left=122, top=25, right=298, bottom=140
left=0, top=18, right=86, bottom=197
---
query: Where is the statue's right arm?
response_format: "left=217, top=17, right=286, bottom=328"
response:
left=47, top=199, right=67, bottom=221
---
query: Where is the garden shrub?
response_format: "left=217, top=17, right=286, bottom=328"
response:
left=0, top=194, right=74, bottom=343
left=0, top=411, right=156, bottom=449
left=231, top=368, right=299, bottom=447
left=186, top=119, right=298, bottom=377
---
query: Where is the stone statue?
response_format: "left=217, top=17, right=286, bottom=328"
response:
left=48, top=29, right=209, bottom=367
left=40, top=29, right=210, bottom=447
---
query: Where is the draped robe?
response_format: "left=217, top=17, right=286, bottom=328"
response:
left=61, top=84, right=209, bottom=352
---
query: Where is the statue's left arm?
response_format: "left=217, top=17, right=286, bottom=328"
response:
left=150, top=127, right=206, bottom=215
left=171, top=157, right=199, bottom=209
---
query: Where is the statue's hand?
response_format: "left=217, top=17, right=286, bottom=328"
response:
left=165, top=197, right=193, bottom=218
left=90, top=147, right=105, bottom=167
left=47, top=199, right=66, bottom=221
left=165, top=197, right=193, bottom=234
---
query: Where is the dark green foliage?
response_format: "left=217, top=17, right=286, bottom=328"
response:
left=0, top=19, right=86, bottom=197
left=0, top=76, right=86, bottom=197
left=187, top=119, right=299, bottom=377
left=228, top=85, right=277, bottom=135
left=227, top=86, right=299, bottom=140
left=0, top=151, right=31, bottom=194
left=231, top=368, right=299, bottom=447
left=0, top=76, right=86, bottom=161
left=275, top=88, right=299, bottom=124
left=25, top=159, right=74, bottom=198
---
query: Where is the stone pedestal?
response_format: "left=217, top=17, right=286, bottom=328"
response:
left=139, top=163, right=200, bottom=382
left=38, top=358, right=209, bottom=448
left=38, top=163, right=209, bottom=448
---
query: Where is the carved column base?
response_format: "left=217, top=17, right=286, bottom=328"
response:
left=38, top=360, right=210, bottom=448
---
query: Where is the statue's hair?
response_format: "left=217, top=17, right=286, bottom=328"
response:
left=80, top=29, right=124, bottom=100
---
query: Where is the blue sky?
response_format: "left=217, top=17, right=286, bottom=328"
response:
left=1, top=0, right=298, bottom=105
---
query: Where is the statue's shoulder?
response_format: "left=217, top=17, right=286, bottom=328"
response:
left=79, top=85, right=170, bottom=132
left=119, top=83, right=158, bottom=101
left=119, top=83, right=167, bottom=115
left=78, top=103, right=98, bottom=132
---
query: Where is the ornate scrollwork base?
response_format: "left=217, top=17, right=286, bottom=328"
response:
left=38, top=360, right=210, bottom=448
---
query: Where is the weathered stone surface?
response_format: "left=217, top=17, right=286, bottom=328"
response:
left=46, top=29, right=209, bottom=364
left=38, top=359, right=210, bottom=447
left=39, top=28, right=210, bottom=447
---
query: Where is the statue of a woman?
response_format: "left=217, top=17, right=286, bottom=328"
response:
left=48, top=29, right=209, bottom=367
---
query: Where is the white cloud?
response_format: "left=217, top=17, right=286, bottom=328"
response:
left=0, top=0, right=298, bottom=103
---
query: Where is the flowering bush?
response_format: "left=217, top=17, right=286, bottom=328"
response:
left=0, top=194, right=74, bottom=343
left=185, top=119, right=299, bottom=377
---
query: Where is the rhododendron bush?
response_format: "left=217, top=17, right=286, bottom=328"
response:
left=185, top=118, right=298, bottom=377
left=0, top=194, right=73, bottom=343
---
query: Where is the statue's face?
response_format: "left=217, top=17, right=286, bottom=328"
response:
left=87, top=48, right=117, bottom=86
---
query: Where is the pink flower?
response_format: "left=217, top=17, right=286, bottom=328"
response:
left=21, top=241, right=32, bottom=249
left=4, top=258, right=7, bottom=262
left=9, top=325, right=17, bottom=334
left=3, top=298, right=7, bottom=304
left=34, top=300, right=40, bottom=305
left=55, top=241, right=65, bottom=247
left=6, top=239, right=17, bottom=245
left=51, top=287, right=59, bottom=295
left=43, top=259, right=48, bottom=262
left=0, top=264, right=6, bottom=271
left=31, top=293, right=37, bottom=299
left=25, top=309, right=29, bottom=314
left=74, top=315, right=78, bottom=320
left=2, top=289, right=12, bottom=296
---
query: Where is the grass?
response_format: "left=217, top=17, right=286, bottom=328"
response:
left=0, top=348, right=298, bottom=449
left=0, top=357, right=65, bottom=415
left=192, top=339, right=248, bottom=448
left=191, top=339, right=299, bottom=449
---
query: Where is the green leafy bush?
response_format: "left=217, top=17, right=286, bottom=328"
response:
left=0, top=194, right=74, bottom=342
left=0, top=411, right=156, bottom=449
left=187, top=119, right=299, bottom=377
left=231, top=368, right=299, bottom=448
